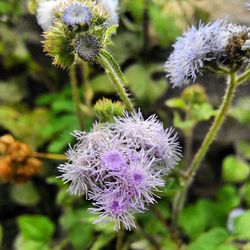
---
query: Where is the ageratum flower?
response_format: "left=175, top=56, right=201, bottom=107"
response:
left=36, top=0, right=58, bottom=31
left=98, top=0, right=119, bottom=27
left=62, top=2, right=92, bottom=26
left=58, top=111, right=182, bottom=231
left=165, top=20, right=225, bottom=87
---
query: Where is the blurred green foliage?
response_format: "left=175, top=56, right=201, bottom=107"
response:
left=0, top=0, right=250, bottom=250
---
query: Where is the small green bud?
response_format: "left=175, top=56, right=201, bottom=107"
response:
left=93, top=98, right=125, bottom=122
left=181, top=84, right=208, bottom=106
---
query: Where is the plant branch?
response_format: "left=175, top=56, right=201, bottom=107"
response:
left=97, top=50, right=134, bottom=112
left=172, top=72, right=237, bottom=227
left=33, top=152, right=67, bottom=161
left=69, top=65, right=85, bottom=130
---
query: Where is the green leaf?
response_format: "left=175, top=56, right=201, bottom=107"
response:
left=0, top=224, right=3, bottom=249
left=179, top=199, right=214, bottom=239
left=149, top=4, right=181, bottom=47
left=17, top=215, right=55, bottom=243
left=230, top=97, right=250, bottom=125
left=124, top=63, right=168, bottom=106
left=10, top=182, right=40, bottom=206
left=60, top=209, right=95, bottom=250
left=233, top=210, right=250, bottom=240
left=222, top=155, right=250, bottom=182
left=173, top=112, right=195, bottom=130
left=14, top=235, right=49, bottom=250
left=237, top=140, right=250, bottom=160
left=165, top=98, right=186, bottom=110
left=240, top=182, right=250, bottom=207
left=187, top=228, right=229, bottom=250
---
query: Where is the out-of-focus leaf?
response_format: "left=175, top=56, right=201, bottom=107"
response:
left=230, top=97, right=250, bottom=125
left=233, top=210, right=250, bottom=240
left=173, top=112, right=195, bottom=130
left=187, top=228, right=229, bottom=250
left=240, top=182, right=250, bottom=207
left=17, top=215, right=55, bottom=243
left=10, top=182, right=40, bottom=206
left=125, top=64, right=168, bottom=106
left=60, top=209, right=95, bottom=250
left=166, top=98, right=186, bottom=110
left=149, top=4, right=181, bottom=47
left=222, top=155, right=250, bottom=183
left=0, top=80, right=27, bottom=104
left=179, top=200, right=213, bottom=239
left=0, top=106, right=51, bottom=149
left=90, top=234, right=116, bottom=250
left=91, top=74, right=114, bottom=94
left=14, top=235, right=49, bottom=250
left=237, top=140, right=250, bottom=160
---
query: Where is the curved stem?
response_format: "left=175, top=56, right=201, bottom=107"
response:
left=33, top=152, right=67, bottom=161
left=97, top=50, right=134, bottom=112
left=116, top=226, right=124, bottom=250
left=69, top=65, right=85, bottom=130
left=172, top=72, right=237, bottom=226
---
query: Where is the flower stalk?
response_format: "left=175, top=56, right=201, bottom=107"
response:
left=69, top=64, right=85, bottom=130
left=172, top=72, right=237, bottom=226
left=97, top=50, right=134, bottom=112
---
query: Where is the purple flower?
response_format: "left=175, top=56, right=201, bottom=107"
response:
left=58, top=111, right=182, bottom=231
left=165, top=20, right=225, bottom=87
left=62, top=2, right=92, bottom=26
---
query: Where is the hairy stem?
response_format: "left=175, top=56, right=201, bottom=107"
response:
left=97, top=50, right=134, bottom=112
left=172, top=72, right=237, bottom=226
left=80, top=61, right=93, bottom=107
left=69, top=65, right=85, bottom=130
left=33, top=152, right=67, bottom=161
left=236, top=67, right=250, bottom=85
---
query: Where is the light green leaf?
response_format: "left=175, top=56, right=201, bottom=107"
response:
left=237, top=140, right=250, bottom=160
left=17, top=215, right=55, bottom=243
left=165, top=98, right=186, bottom=110
left=233, top=210, right=250, bottom=240
left=10, top=182, right=40, bottom=206
left=222, top=155, right=250, bottom=182
left=187, top=228, right=229, bottom=250
left=230, top=97, right=250, bottom=125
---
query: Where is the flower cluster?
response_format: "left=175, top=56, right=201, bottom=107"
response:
left=165, top=20, right=250, bottom=87
left=37, top=0, right=119, bottom=68
left=58, top=111, right=182, bottom=230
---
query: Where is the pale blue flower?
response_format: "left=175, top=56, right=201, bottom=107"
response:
left=165, top=20, right=226, bottom=87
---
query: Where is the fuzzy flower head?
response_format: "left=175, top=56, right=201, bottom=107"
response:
left=165, top=20, right=225, bottom=87
left=58, top=111, right=182, bottom=231
left=165, top=19, right=250, bottom=87
left=36, top=0, right=58, bottom=31
left=41, top=0, right=117, bottom=68
left=62, top=2, right=92, bottom=26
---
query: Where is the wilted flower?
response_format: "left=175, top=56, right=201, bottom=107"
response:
left=0, top=134, right=42, bottom=183
left=58, top=111, right=182, bottom=230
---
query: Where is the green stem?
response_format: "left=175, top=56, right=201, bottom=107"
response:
left=69, top=65, right=85, bottom=130
left=116, top=226, right=124, bottom=250
left=97, top=50, right=134, bottom=112
left=172, top=72, right=237, bottom=226
left=236, top=67, right=250, bottom=85
left=80, top=61, right=93, bottom=107
left=33, top=152, right=67, bottom=161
